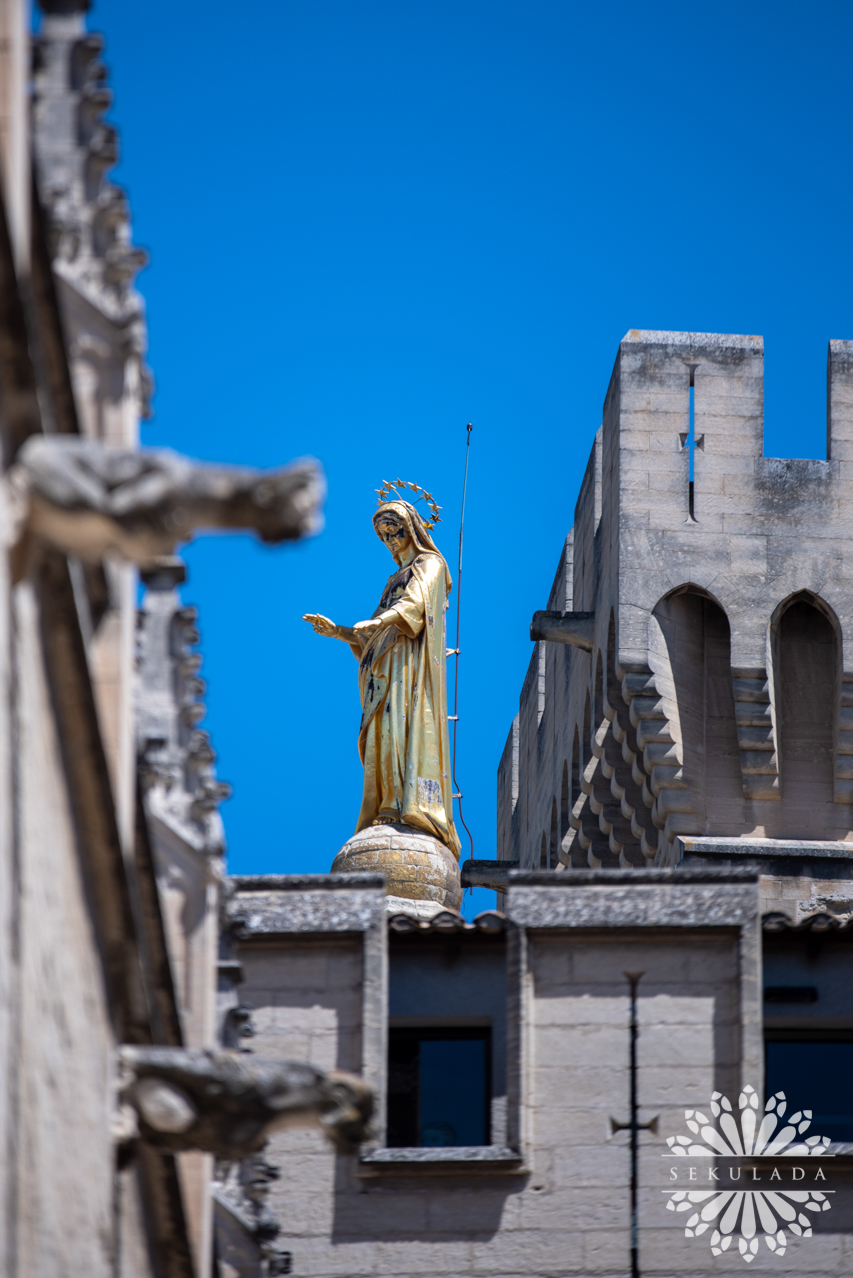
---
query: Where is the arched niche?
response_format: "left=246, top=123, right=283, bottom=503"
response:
left=559, top=760, right=569, bottom=847
left=651, top=585, right=741, bottom=826
left=593, top=649, right=604, bottom=731
left=771, top=592, right=840, bottom=808
left=580, top=691, right=593, bottom=808
left=570, top=726, right=581, bottom=812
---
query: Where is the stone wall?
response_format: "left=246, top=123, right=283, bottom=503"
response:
left=526, top=928, right=740, bottom=1273
left=12, top=580, right=122, bottom=1275
left=215, top=872, right=853, bottom=1278
left=239, top=927, right=366, bottom=1270
left=231, top=879, right=379, bottom=1275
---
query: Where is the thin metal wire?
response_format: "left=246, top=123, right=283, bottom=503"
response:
left=450, top=423, right=474, bottom=861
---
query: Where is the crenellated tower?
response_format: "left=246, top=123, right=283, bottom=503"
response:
left=501, top=331, right=853, bottom=922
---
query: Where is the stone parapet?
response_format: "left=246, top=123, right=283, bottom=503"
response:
left=506, top=867, right=758, bottom=930
left=229, top=873, right=386, bottom=935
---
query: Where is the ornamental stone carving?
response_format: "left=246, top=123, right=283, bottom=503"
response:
left=117, top=1046, right=373, bottom=1160
left=7, top=435, right=325, bottom=565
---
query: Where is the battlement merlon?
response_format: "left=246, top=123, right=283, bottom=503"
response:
left=827, top=339, right=853, bottom=461
left=557, top=330, right=853, bottom=676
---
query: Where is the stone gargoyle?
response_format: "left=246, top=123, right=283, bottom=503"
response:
left=117, top=1046, right=373, bottom=1159
left=6, top=434, right=325, bottom=565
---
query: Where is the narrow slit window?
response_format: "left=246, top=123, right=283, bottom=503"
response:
left=688, top=382, right=695, bottom=520
left=680, top=368, right=703, bottom=522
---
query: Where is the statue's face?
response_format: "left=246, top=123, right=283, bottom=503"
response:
left=375, top=514, right=412, bottom=560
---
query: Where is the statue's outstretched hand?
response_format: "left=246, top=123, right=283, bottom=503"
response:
left=353, top=608, right=400, bottom=642
left=353, top=618, right=381, bottom=640
left=303, top=613, right=337, bottom=637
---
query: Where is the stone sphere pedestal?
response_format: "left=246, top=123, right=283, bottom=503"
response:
left=331, top=824, right=462, bottom=918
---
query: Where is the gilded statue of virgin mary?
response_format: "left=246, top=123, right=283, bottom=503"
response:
left=303, top=489, right=461, bottom=861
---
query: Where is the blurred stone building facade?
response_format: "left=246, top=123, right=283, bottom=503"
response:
left=0, top=2, right=332, bottom=1275
left=0, top=3, right=851, bottom=1278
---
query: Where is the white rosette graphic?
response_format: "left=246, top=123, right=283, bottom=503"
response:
left=665, top=1085, right=832, bottom=1263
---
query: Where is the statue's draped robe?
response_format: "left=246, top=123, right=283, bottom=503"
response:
left=351, top=551, right=461, bottom=858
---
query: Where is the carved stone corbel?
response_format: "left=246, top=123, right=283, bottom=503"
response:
left=6, top=435, right=325, bottom=567
left=116, top=1046, right=373, bottom=1159
left=530, top=610, right=596, bottom=650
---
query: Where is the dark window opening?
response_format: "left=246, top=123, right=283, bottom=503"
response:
left=387, top=1026, right=491, bottom=1147
left=764, top=985, right=818, bottom=1005
left=765, top=1035, right=853, bottom=1143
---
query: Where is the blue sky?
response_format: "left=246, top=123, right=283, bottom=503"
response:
left=75, top=0, right=853, bottom=914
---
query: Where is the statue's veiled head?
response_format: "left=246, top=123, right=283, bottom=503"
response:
left=373, top=507, right=412, bottom=562
left=372, top=500, right=453, bottom=593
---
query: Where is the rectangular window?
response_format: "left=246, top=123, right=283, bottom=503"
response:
left=387, top=1026, right=491, bottom=1147
left=765, top=1034, right=853, bottom=1143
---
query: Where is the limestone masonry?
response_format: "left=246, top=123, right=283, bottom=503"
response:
left=0, top=2, right=851, bottom=1277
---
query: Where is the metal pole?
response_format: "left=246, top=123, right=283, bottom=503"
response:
left=450, top=423, right=474, bottom=860
left=610, top=971, right=655, bottom=1278
left=626, top=970, right=643, bottom=1278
